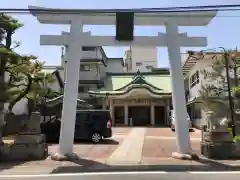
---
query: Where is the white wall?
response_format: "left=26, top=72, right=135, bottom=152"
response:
left=107, top=59, right=123, bottom=73
left=99, top=64, right=106, bottom=79
left=187, top=57, right=215, bottom=99
left=79, top=63, right=100, bottom=81
left=62, top=47, right=104, bottom=66
left=181, top=53, right=189, bottom=66
left=41, top=68, right=63, bottom=93
left=130, top=46, right=157, bottom=72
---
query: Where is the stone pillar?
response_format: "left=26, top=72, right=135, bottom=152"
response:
left=109, top=99, right=114, bottom=125
left=165, top=21, right=191, bottom=155
left=165, top=100, right=170, bottom=125
left=150, top=104, right=155, bottom=126
left=58, top=18, right=83, bottom=157
left=102, top=98, right=106, bottom=109
left=130, top=117, right=133, bottom=126
left=124, top=104, right=128, bottom=126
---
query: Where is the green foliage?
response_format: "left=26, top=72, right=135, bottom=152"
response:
left=228, top=128, right=240, bottom=142
left=198, top=51, right=239, bottom=102
left=0, top=13, right=55, bottom=112
left=44, top=89, right=63, bottom=99
left=0, top=13, right=23, bottom=50
left=198, top=55, right=226, bottom=107
left=232, top=86, right=240, bottom=95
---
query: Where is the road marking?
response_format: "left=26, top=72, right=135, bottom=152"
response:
left=1, top=171, right=240, bottom=178
left=190, top=171, right=240, bottom=174
left=0, top=171, right=167, bottom=178
left=145, top=136, right=201, bottom=141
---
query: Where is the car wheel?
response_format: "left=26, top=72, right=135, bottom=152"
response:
left=91, top=132, right=102, bottom=144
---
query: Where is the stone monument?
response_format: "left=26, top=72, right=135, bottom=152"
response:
left=1, top=112, right=48, bottom=161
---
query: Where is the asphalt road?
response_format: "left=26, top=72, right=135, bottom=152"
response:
left=1, top=172, right=240, bottom=180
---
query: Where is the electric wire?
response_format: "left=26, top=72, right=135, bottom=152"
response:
left=1, top=4, right=240, bottom=14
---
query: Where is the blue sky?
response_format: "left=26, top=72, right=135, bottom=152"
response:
left=2, top=0, right=240, bottom=67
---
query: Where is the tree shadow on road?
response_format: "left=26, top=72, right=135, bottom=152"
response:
left=193, top=156, right=240, bottom=171
left=0, top=157, right=49, bottom=172
left=48, top=139, right=119, bottom=146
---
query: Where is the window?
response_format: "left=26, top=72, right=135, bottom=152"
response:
left=189, top=71, right=199, bottom=88
left=80, top=64, right=90, bottom=71
left=78, top=86, right=89, bottom=93
left=136, top=62, right=142, bottom=66
left=82, top=46, right=96, bottom=51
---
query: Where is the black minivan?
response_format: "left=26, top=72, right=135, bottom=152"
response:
left=41, top=110, right=112, bottom=143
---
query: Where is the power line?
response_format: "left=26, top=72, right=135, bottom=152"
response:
left=1, top=4, right=240, bottom=14
left=139, top=4, right=240, bottom=10
left=2, top=4, right=240, bottom=12
left=0, top=8, right=238, bottom=15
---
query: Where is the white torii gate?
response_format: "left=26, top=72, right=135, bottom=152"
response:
left=29, top=6, right=217, bottom=160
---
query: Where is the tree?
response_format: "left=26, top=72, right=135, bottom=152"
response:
left=194, top=50, right=240, bottom=131
left=199, top=50, right=240, bottom=100
left=5, top=55, right=55, bottom=113
left=199, top=54, right=227, bottom=99
left=0, top=13, right=55, bottom=142
left=0, top=13, right=23, bottom=114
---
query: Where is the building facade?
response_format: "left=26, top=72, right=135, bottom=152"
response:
left=124, top=46, right=158, bottom=72
left=182, top=51, right=240, bottom=128
left=59, top=46, right=124, bottom=106
left=43, top=47, right=172, bottom=126
left=89, top=69, right=172, bottom=126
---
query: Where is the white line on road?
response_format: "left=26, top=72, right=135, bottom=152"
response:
left=145, top=136, right=201, bottom=141
left=1, top=171, right=240, bottom=178
left=189, top=171, right=240, bottom=174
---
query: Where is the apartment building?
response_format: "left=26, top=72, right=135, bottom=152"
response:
left=43, top=46, right=124, bottom=107
left=124, top=46, right=158, bottom=72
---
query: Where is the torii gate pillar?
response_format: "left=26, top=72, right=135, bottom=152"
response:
left=51, top=18, right=83, bottom=160
left=165, top=22, right=192, bottom=157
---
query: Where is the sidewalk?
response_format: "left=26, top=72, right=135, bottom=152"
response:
left=0, top=127, right=240, bottom=175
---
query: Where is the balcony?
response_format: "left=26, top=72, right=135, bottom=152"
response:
left=64, top=46, right=107, bottom=66
left=81, top=50, right=102, bottom=61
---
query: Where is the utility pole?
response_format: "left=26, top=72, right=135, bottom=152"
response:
left=223, top=50, right=236, bottom=137
left=232, top=47, right=239, bottom=87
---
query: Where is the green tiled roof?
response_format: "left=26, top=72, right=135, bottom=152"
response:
left=89, top=71, right=172, bottom=95
left=110, top=75, right=171, bottom=92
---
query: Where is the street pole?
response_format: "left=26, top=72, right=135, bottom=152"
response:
left=223, top=51, right=236, bottom=137
left=233, top=65, right=238, bottom=86
left=233, top=47, right=239, bottom=86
